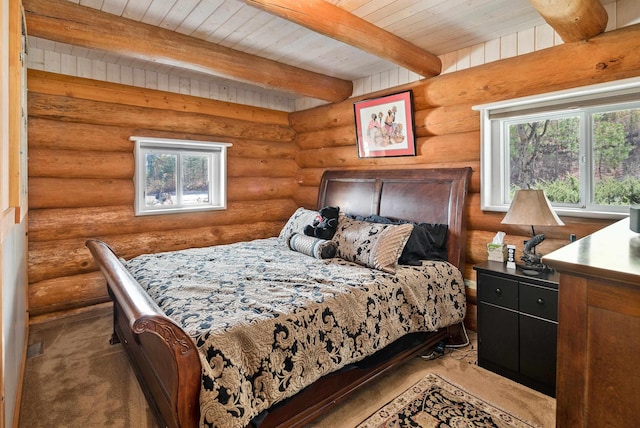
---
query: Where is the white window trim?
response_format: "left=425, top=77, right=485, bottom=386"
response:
left=473, top=77, right=640, bottom=220
left=131, top=136, right=232, bottom=216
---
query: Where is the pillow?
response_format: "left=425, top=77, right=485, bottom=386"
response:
left=350, top=214, right=448, bottom=265
left=332, top=216, right=414, bottom=273
left=288, top=233, right=336, bottom=259
left=278, top=208, right=319, bottom=240
left=400, top=223, right=448, bottom=264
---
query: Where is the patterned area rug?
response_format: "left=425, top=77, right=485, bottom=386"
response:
left=356, top=373, right=539, bottom=428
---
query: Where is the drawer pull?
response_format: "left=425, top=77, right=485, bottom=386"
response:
left=495, top=288, right=502, bottom=295
left=537, top=298, right=545, bottom=305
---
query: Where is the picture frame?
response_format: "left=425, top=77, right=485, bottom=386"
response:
left=353, top=90, right=416, bottom=158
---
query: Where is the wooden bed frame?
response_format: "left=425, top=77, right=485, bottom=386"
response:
left=86, top=167, right=471, bottom=428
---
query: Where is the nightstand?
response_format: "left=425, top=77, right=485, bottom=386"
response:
left=474, top=261, right=559, bottom=397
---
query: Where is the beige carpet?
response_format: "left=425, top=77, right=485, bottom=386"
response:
left=19, top=306, right=158, bottom=428
left=19, top=306, right=555, bottom=428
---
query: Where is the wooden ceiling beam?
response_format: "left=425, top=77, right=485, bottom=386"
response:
left=23, top=0, right=353, bottom=103
left=243, top=0, right=442, bottom=78
left=529, top=0, right=608, bottom=42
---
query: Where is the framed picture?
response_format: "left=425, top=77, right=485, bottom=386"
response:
left=353, top=90, right=416, bottom=158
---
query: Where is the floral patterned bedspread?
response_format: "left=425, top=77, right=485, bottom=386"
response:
left=124, top=237, right=466, bottom=428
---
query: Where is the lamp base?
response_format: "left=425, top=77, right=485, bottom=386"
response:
left=516, top=262, right=553, bottom=277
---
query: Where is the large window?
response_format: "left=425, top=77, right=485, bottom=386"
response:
left=475, top=77, right=640, bottom=218
left=132, top=136, right=232, bottom=216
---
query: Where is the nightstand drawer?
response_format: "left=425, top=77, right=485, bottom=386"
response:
left=477, top=273, right=518, bottom=310
left=519, top=283, right=558, bottom=321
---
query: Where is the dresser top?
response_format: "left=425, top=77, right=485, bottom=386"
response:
left=542, top=218, right=640, bottom=287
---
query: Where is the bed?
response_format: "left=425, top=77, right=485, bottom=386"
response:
left=86, top=167, right=472, bottom=428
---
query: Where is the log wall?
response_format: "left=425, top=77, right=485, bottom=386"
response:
left=290, top=24, right=640, bottom=326
left=26, top=23, right=640, bottom=320
left=27, top=70, right=298, bottom=316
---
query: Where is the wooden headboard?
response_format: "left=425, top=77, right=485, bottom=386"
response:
left=318, top=168, right=472, bottom=271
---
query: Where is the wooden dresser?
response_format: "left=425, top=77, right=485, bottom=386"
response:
left=542, top=218, right=640, bottom=427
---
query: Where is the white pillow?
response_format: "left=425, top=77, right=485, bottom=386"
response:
left=278, top=208, right=319, bottom=240
left=288, top=233, right=336, bottom=259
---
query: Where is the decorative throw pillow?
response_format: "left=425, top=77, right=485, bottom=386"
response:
left=288, top=233, right=336, bottom=259
left=278, top=208, right=319, bottom=240
left=332, top=216, right=414, bottom=273
left=350, top=214, right=448, bottom=264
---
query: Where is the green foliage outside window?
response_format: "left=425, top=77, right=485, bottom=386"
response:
left=595, top=177, right=640, bottom=205
left=146, top=153, right=177, bottom=196
left=508, top=107, right=640, bottom=207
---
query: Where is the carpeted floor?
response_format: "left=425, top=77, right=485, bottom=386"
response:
left=19, top=306, right=157, bottom=428
left=19, top=305, right=555, bottom=428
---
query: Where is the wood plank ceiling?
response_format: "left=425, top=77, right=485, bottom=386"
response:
left=24, top=0, right=610, bottom=103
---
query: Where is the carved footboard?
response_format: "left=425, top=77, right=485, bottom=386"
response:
left=86, top=239, right=201, bottom=428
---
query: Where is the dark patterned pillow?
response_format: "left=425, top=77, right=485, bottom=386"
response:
left=278, top=208, right=319, bottom=240
left=332, top=216, right=414, bottom=273
left=288, top=233, right=336, bottom=259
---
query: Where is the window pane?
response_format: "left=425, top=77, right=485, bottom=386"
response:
left=133, top=136, right=229, bottom=216
left=181, top=154, right=210, bottom=206
left=508, top=116, right=580, bottom=204
left=592, top=107, right=640, bottom=206
left=145, top=153, right=176, bottom=207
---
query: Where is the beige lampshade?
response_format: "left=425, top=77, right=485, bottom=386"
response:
left=501, top=189, right=565, bottom=227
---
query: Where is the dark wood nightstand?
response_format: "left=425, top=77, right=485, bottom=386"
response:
left=473, top=261, right=559, bottom=397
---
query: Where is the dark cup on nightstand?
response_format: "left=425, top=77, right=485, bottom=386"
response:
left=631, top=205, right=640, bottom=233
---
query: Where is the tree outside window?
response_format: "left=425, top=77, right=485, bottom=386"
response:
left=506, top=106, right=640, bottom=211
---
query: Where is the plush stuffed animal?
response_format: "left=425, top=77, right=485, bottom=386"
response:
left=304, top=206, right=340, bottom=240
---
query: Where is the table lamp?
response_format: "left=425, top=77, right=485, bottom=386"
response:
left=501, top=189, right=564, bottom=274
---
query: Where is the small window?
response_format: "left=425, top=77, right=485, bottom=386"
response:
left=474, top=77, right=640, bottom=219
left=131, top=136, right=232, bottom=216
